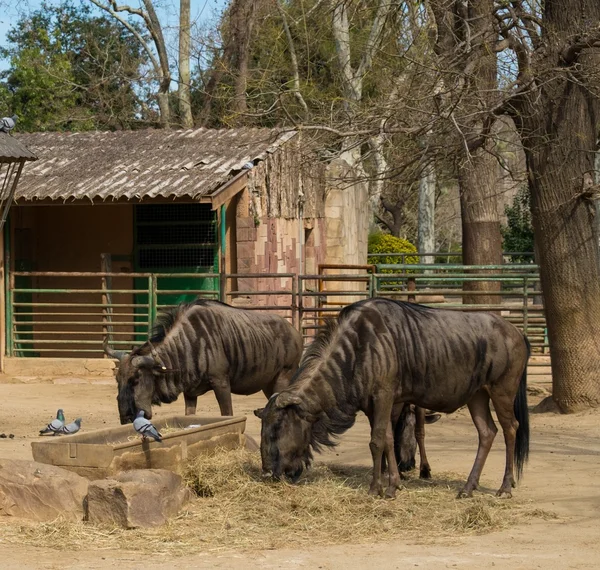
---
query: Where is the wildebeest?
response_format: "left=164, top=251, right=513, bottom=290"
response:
left=255, top=298, right=530, bottom=499
left=393, top=404, right=441, bottom=478
left=104, top=299, right=303, bottom=424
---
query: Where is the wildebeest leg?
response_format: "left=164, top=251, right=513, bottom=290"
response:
left=383, top=421, right=401, bottom=499
left=459, top=389, right=498, bottom=498
left=368, top=393, right=400, bottom=498
left=414, top=406, right=431, bottom=479
left=210, top=378, right=234, bottom=416
left=184, top=394, right=197, bottom=415
left=489, top=389, right=519, bottom=498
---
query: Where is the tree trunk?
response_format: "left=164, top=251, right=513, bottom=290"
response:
left=459, top=145, right=503, bottom=306
left=515, top=0, right=600, bottom=412
left=418, top=162, right=436, bottom=264
left=430, top=0, right=504, bottom=305
left=178, top=0, right=193, bottom=128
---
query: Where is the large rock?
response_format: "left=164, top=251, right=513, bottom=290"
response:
left=86, top=469, right=191, bottom=528
left=0, top=459, right=88, bottom=521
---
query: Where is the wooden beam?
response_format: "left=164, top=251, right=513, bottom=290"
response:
left=210, top=171, right=248, bottom=210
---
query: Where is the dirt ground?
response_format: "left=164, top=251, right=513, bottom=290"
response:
left=0, top=372, right=599, bottom=570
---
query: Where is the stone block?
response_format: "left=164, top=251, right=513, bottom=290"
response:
left=86, top=469, right=191, bottom=529
left=236, top=216, right=254, bottom=229
left=0, top=459, right=88, bottom=522
left=237, top=243, right=256, bottom=259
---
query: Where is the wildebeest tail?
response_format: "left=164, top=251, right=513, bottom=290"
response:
left=514, top=335, right=531, bottom=480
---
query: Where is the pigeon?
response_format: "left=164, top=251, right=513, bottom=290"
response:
left=60, top=418, right=82, bottom=435
left=0, top=115, right=17, bottom=133
left=133, top=410, right=162, bottom=442
left=241, top=161, right=254, bottom=170
left=39, top=409, right=66, bottom=436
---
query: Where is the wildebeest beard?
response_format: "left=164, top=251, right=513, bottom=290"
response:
left=117, top=380, right=137, bottom=424
left=259, top=392, right=356, bottom=483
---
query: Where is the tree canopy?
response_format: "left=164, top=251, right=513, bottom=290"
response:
left=0, top=1, right=152, bottom=131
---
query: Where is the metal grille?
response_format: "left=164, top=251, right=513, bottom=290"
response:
left=134, top=204, right=216, bottom=270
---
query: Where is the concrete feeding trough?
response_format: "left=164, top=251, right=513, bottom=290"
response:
left=31, top=415, right=247, bottom=479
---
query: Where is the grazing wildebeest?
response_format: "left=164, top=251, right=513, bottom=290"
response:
left=392, top=404, right=441, bottom=478
left=104, top=299, right=303, bottom=425
left=254, top=298, right=530, bottom=499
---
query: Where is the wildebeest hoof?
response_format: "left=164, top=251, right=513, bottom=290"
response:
left=384, top=487, right=397, bottom=499
left=457, top=488, right=474, bottom=499
left=419, top=465, right=432, bottom=479
left=496, top=488, right=513, bottom=498
left=368, top=485, right=383, bottom=497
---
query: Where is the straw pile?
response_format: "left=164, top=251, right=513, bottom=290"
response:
left=0, top=448, right=554, bottom=555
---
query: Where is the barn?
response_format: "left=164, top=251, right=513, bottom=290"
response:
left=1, top=127, right=369, bottom=372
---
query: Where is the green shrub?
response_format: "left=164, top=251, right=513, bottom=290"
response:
left=367, top=233, right=419, bottom=266
left=501, top=186, right=535, bottom=263
left=367, top=233, right=418, bottom=293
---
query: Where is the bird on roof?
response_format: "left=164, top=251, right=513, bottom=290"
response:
left=39, top=409, right=66, bottom=436
left=0, top=115, right=18, bottom=133
left=60, top=418, right=82, bottom=435
left=133, top=410, right=162, bottom=442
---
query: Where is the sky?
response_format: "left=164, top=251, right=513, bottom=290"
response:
left=0, top=0, right=228, bottom=70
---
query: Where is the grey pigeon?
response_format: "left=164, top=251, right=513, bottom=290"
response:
left=39, top=409, right=65, bottom=436
left=241, top=161, right=253, bottom=170
left=133, top=410, right=162, bottom=442
left=60, top=418, right=82, bottom=435
left=0, top=115, right=17, bottom=133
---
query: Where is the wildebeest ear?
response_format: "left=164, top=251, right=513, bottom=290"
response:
left=253, top=408, right=265, bottom=419
left=425, top=413, right=442, bottom=424
left=275, top=393, right=303, bottom=409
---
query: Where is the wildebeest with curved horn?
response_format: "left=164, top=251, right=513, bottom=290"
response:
left=255, top=298, right=530, bottom=499
left=104, top=299, right=303, bottom=424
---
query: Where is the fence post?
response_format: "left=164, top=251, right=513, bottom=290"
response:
left=6, top=271, right=13, bottom=357
left=297, top=275, right=303, bottom=332
left=291, top=274, right=297, bottom=329
left=407, top=277, right=416, bottom=303
left=148, top=274, right=157, bottom=334
left=523, top=276, right=528, bottom=338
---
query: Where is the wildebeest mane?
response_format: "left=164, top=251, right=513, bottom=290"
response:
left=295, top=318, right=338, bottom=374
left=310, top=406, right=356, bottom=452
left=293, top=317, right=357, bottom=452
left=130, top=299, right=226, bottom=355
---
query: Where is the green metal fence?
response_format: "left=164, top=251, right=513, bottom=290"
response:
left=6, top=265, right=549, bottom=373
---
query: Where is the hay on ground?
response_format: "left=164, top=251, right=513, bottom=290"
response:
left=0, top=448, right=554, bottom=555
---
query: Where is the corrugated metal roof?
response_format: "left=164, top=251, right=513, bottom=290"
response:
left=13, top=127, right=296, bottom=202
left=0, top=132, right=38, bottom=162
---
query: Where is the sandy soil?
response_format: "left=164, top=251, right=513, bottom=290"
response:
left=0, top=374, right=599, bottom=570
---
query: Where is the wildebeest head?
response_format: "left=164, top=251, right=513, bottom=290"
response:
left=254, top=392, right=316, bottom=483
left=104, top=340, right=167, bottom=424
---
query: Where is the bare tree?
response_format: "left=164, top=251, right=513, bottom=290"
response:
left=178, top=0, right=193, bottom=127
left=86, top=0, right=172, bottom=127
left=499, top=0, right=600, bottom=411
left=429, top=0, right=504, bottom=305
left=198, top=0, right=258, bottom=125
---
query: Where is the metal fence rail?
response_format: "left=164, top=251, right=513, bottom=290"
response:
left=7, top=265, right=550, bottom=374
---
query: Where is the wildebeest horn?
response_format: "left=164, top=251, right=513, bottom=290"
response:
left=102, top=339, right=127, bottom=362
left=275, top=393, right=303, bottom=409
left=148, top=341, right=167, bottom=371
left=131, top=355, right=155, bottom=368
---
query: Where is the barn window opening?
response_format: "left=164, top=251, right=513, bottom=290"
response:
left=134, top=204, right=217, bottom=270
